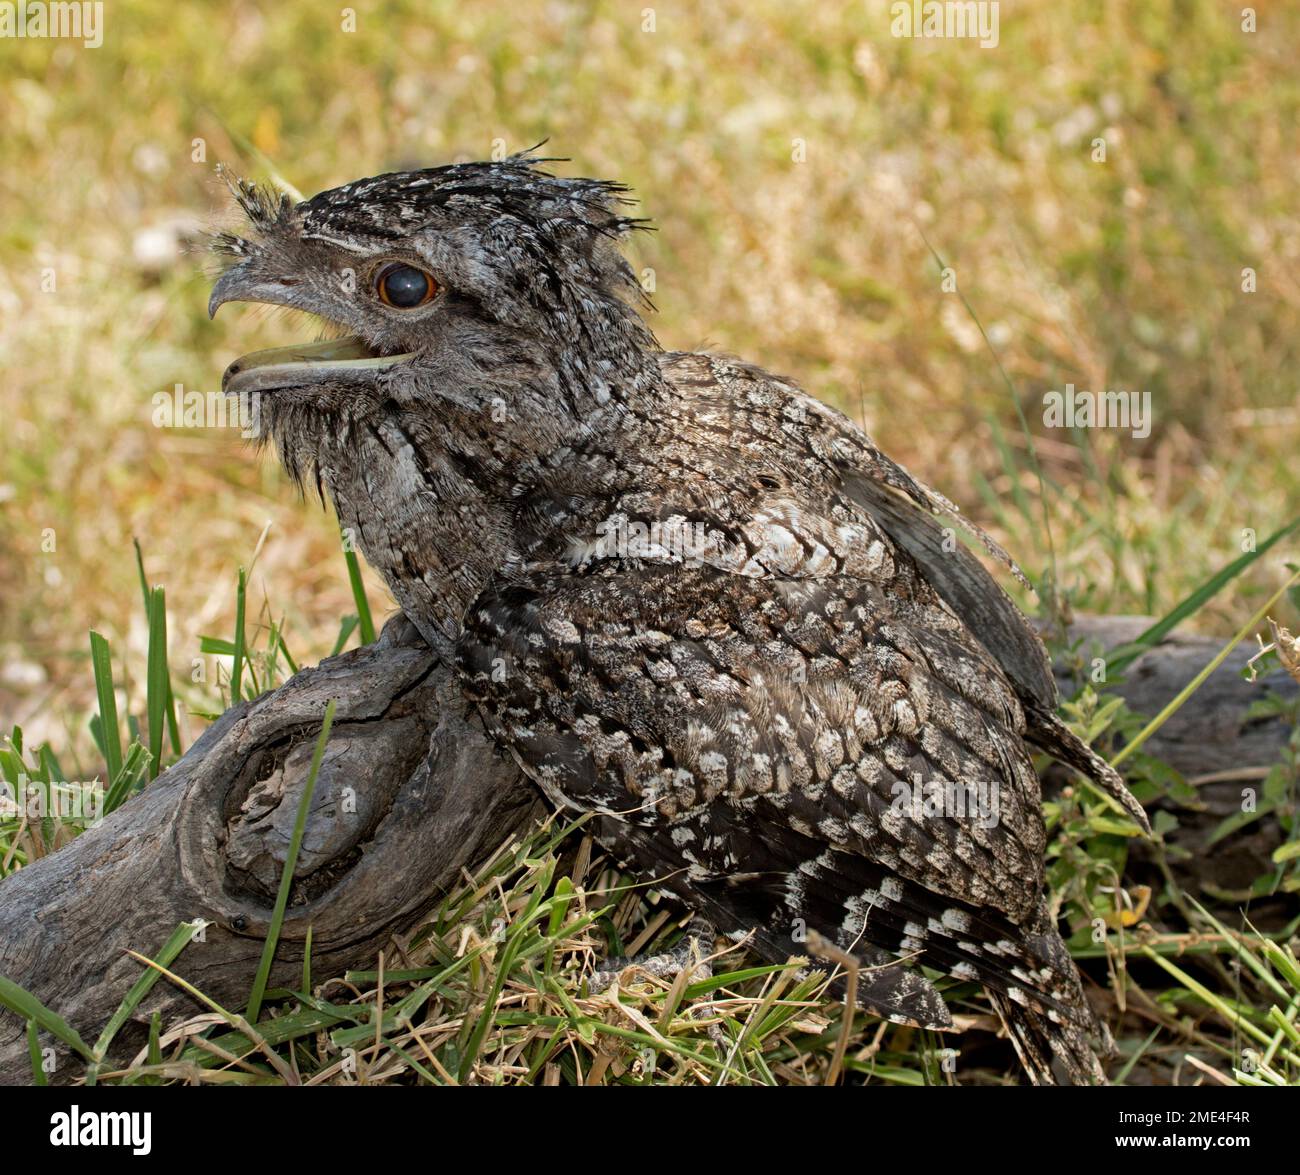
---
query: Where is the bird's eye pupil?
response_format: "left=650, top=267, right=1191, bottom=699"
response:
left=379, top=264, right=433, bottom=308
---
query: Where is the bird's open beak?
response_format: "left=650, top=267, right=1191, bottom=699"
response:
left=218, top=337, right=412, bottom=395
left=209, top=266, right=415, bottom=397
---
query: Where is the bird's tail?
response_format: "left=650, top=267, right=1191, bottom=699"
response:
left=987, top=989, right=1112, bottom=1085
left=1029, top=708, right=1151, bottom=834
left=984, top=905, right=1116, bottom=1085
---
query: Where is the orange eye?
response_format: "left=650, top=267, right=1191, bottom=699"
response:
left=375, top=262, right=438, bottom=309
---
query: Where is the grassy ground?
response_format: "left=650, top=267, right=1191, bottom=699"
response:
left=1, top=1, right=1298, bottom=1084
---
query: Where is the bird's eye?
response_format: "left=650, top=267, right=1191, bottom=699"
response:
left=375, top=262, right=438, bottom=309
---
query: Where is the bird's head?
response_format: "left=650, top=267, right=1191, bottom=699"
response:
left=209, top=151, right=656, bottom=408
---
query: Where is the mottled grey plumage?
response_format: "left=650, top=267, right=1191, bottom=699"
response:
left=210, top=151, right=1149, bottom=1084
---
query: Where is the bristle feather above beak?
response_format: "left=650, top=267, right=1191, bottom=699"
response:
left=216, top=163, right=294, bottom=231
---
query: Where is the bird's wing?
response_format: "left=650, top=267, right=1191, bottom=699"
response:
left=835, top=467, right=1058, bottom=710
left=658, top=351, right=1058, bottom=709
left=647, top=351, right=1147, bottom=831
left=456, top=560, right=1085, bottom=1025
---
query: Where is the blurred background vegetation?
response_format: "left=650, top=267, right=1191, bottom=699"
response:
left=2, top=0, right=1297, bottom=769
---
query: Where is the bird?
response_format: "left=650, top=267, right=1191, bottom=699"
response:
left=208, top=150, right=1149, bottom=1084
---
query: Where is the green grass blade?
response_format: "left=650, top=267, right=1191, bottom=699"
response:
left=88, top=631, right=124, bottom=783
left=104, top=742, right=151, bottom=813
left=264, top=619, right=282, bottom=686
left=1261, top=943, right=1300, bottom=993
left=330, top=615, right=360, bottom=657
left=130, top=1012, right=164, bottom=1085
left=25, top=740, right=49, bottom=785
left=181, top=1003, right=355, bottom=1069
left=145, top=585, right=169, bottom=780
left=231, top=566, right=247, bottom=704
left=343, top=539, right=376, bottom=645
left=93, top=920, right=206, bottom=1063
left=132, top=537, right=151, bottom=617
left=27, top=1019, right=48, bottom=1085
left=147, top=1013, right=162, bottom=1067
left=135, top=541, right=181, bottom=755
left=277, top=631, right=300, bottom=676
left=246, top=698, right=336, bottom=1024
left=0, top=975, right=94, bottom=1061
left=302, top=924, right=313, bottom=995
left=457, top=937, right=523, bottom=1083
left=88, top=715, right=106, bottom=767
left=0, top=740, right=25, bottom=786
left=37, top=744, right=65, bottom=788
left=164, top=679, right=182, bottom=756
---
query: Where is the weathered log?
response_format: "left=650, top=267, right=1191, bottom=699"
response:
left=1053, top=614, right=1296, bottom=778
left=1058, top=614, right=1296, bottom=907
left=0, top=615, right=537, bottom=1085
left=0, top=612, right=1292, bottom=1084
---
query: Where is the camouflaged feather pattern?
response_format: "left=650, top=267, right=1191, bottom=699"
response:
left=216, top=155, right=1148, bottom=1084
